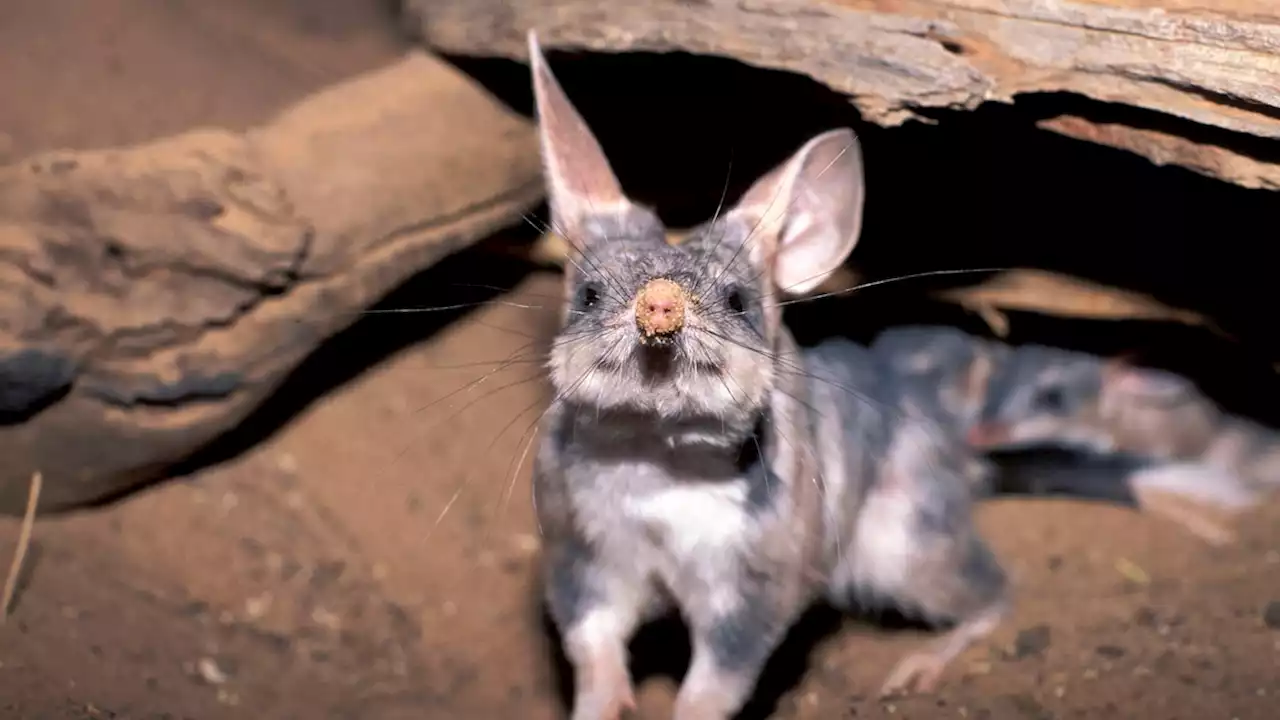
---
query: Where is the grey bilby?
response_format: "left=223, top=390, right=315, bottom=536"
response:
left=869, top=325, right=1160, bottom=503
left=966, top=340, right=1278, bottom=545
left=526, top=31, right=1010, bottom=719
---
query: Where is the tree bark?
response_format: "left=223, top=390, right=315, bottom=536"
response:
left=0, top=50, right=543, bottom=513
left=404, top=0, right=1280, bottom=190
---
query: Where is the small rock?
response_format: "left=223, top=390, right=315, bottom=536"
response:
left=512, top=533, right=541, bottom=555
left=1010, top=625, right=1052, bottom=660
left=220, top=492, right=239, bottom=510
left=1191, top=656, right=1215, bottom=670
left=1114, top=557, right=1149, bottom=585
left=1007, top=693, right=1053, bottom=720
left=309, top=560, right=345, bottom=589
left=244, top=593, right=272, bottom=620
left=1095, top=645, right=1126, bottom=659
left=276, top=452, right=298, bottom=474
left=196, top=657, right=228, bottom=685
left=1262, top=601, right=1280, bottom=629
left=1133, top=606, right=1159, bottom=628
left=311, top=607, right=342, bottom=630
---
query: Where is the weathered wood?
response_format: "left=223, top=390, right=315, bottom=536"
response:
left=0, top=50, right=543, bottom=513
left=405, top=0, right=1280, bottom=189
left=1038, top=115, right=1280, bottom=191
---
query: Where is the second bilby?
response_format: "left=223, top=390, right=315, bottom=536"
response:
left=870, top=325, right=1164, bottom=500
left=967, top=342, right=1276, bottom=544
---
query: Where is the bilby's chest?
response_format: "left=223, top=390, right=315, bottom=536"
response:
left=567, top=455, right=757, bottom=580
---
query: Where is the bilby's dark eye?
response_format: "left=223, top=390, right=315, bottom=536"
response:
left=577, top=282, right=601, bottom=309
left=725, top=285, right=747, bottom=314
left=1035, top=386, right=1066, bottom=412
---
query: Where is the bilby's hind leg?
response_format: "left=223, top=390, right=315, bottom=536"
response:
left=1129, top=462, right=1257, bottom=547
left=848, top=464, right=1010, bottom=698
left=878, top=535, right=1009, bottom=697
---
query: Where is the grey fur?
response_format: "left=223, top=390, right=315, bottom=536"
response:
left=870, top=324, right=1007, bottom=434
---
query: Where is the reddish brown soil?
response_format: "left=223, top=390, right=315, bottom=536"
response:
left=1, top=2, right=1278, bottom=719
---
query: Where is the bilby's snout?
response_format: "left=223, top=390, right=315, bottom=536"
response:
left=966, top=421, right=1009, bottom=448
left=635, top=278, right=687, bottom=341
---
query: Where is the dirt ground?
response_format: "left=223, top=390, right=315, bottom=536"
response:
left=1, top=2, right=1278, bottom=719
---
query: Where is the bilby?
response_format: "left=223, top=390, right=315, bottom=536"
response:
left=967, top=341, right=1276, bottom=545
left=524, top=32, right=1104, bottom=720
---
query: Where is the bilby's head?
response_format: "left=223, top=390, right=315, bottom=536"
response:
left=967, top=344, right=1198, bottom=453
left=527, top=32, right=865, bottom=435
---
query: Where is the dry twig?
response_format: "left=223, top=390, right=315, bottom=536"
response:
left=2, top=471, right=42, bottom=623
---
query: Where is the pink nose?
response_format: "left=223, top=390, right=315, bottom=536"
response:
left=645, top=297, right=678, bottom=321
left=967, top=423, right=1004, bottom=447
left=635, top=278, right=687, bottom=337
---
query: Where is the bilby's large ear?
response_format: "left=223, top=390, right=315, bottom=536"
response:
left=527, top=31, right=630, bottom=243
left=732, top=128, right=865, bottom=296
left=1101, top=358, right=1196, bottom=406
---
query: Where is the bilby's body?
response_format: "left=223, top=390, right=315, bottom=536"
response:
left=522, top=32, right=1116, bottom=720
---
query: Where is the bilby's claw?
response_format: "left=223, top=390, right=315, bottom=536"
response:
left=879, top=651, right=947, bottom=698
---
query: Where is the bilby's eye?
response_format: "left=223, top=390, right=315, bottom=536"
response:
left=725, top=285, right=747, bottom=314
left=577, top=282, right=602, bottom=309
left=1036, top=386, right=1066, bottom=412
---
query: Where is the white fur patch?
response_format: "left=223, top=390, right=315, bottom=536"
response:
left=847, top=424, right=931, bottom=595
left=627, top=482, right=750, bottom=557
left=1007, top=416, right=1115, bottom=452
left=903, top=350, right=939, bottom=372
left=850, top=483, right=918, bottom=594
left=1129, top=462, right=1258, bottom=510
left=564, top=607, right=629, bottom=660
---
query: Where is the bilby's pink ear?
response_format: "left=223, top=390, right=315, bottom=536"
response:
left=730, top=128, right=865, bottom=296
left=527, top=31, right=631, bottom=245
left=1102, top=357, right=1195, bottom=404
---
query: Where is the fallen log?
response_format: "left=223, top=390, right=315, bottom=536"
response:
left=404, top=0, right=1280, bottom=190
left=0, top=50, right=543, bottom=513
